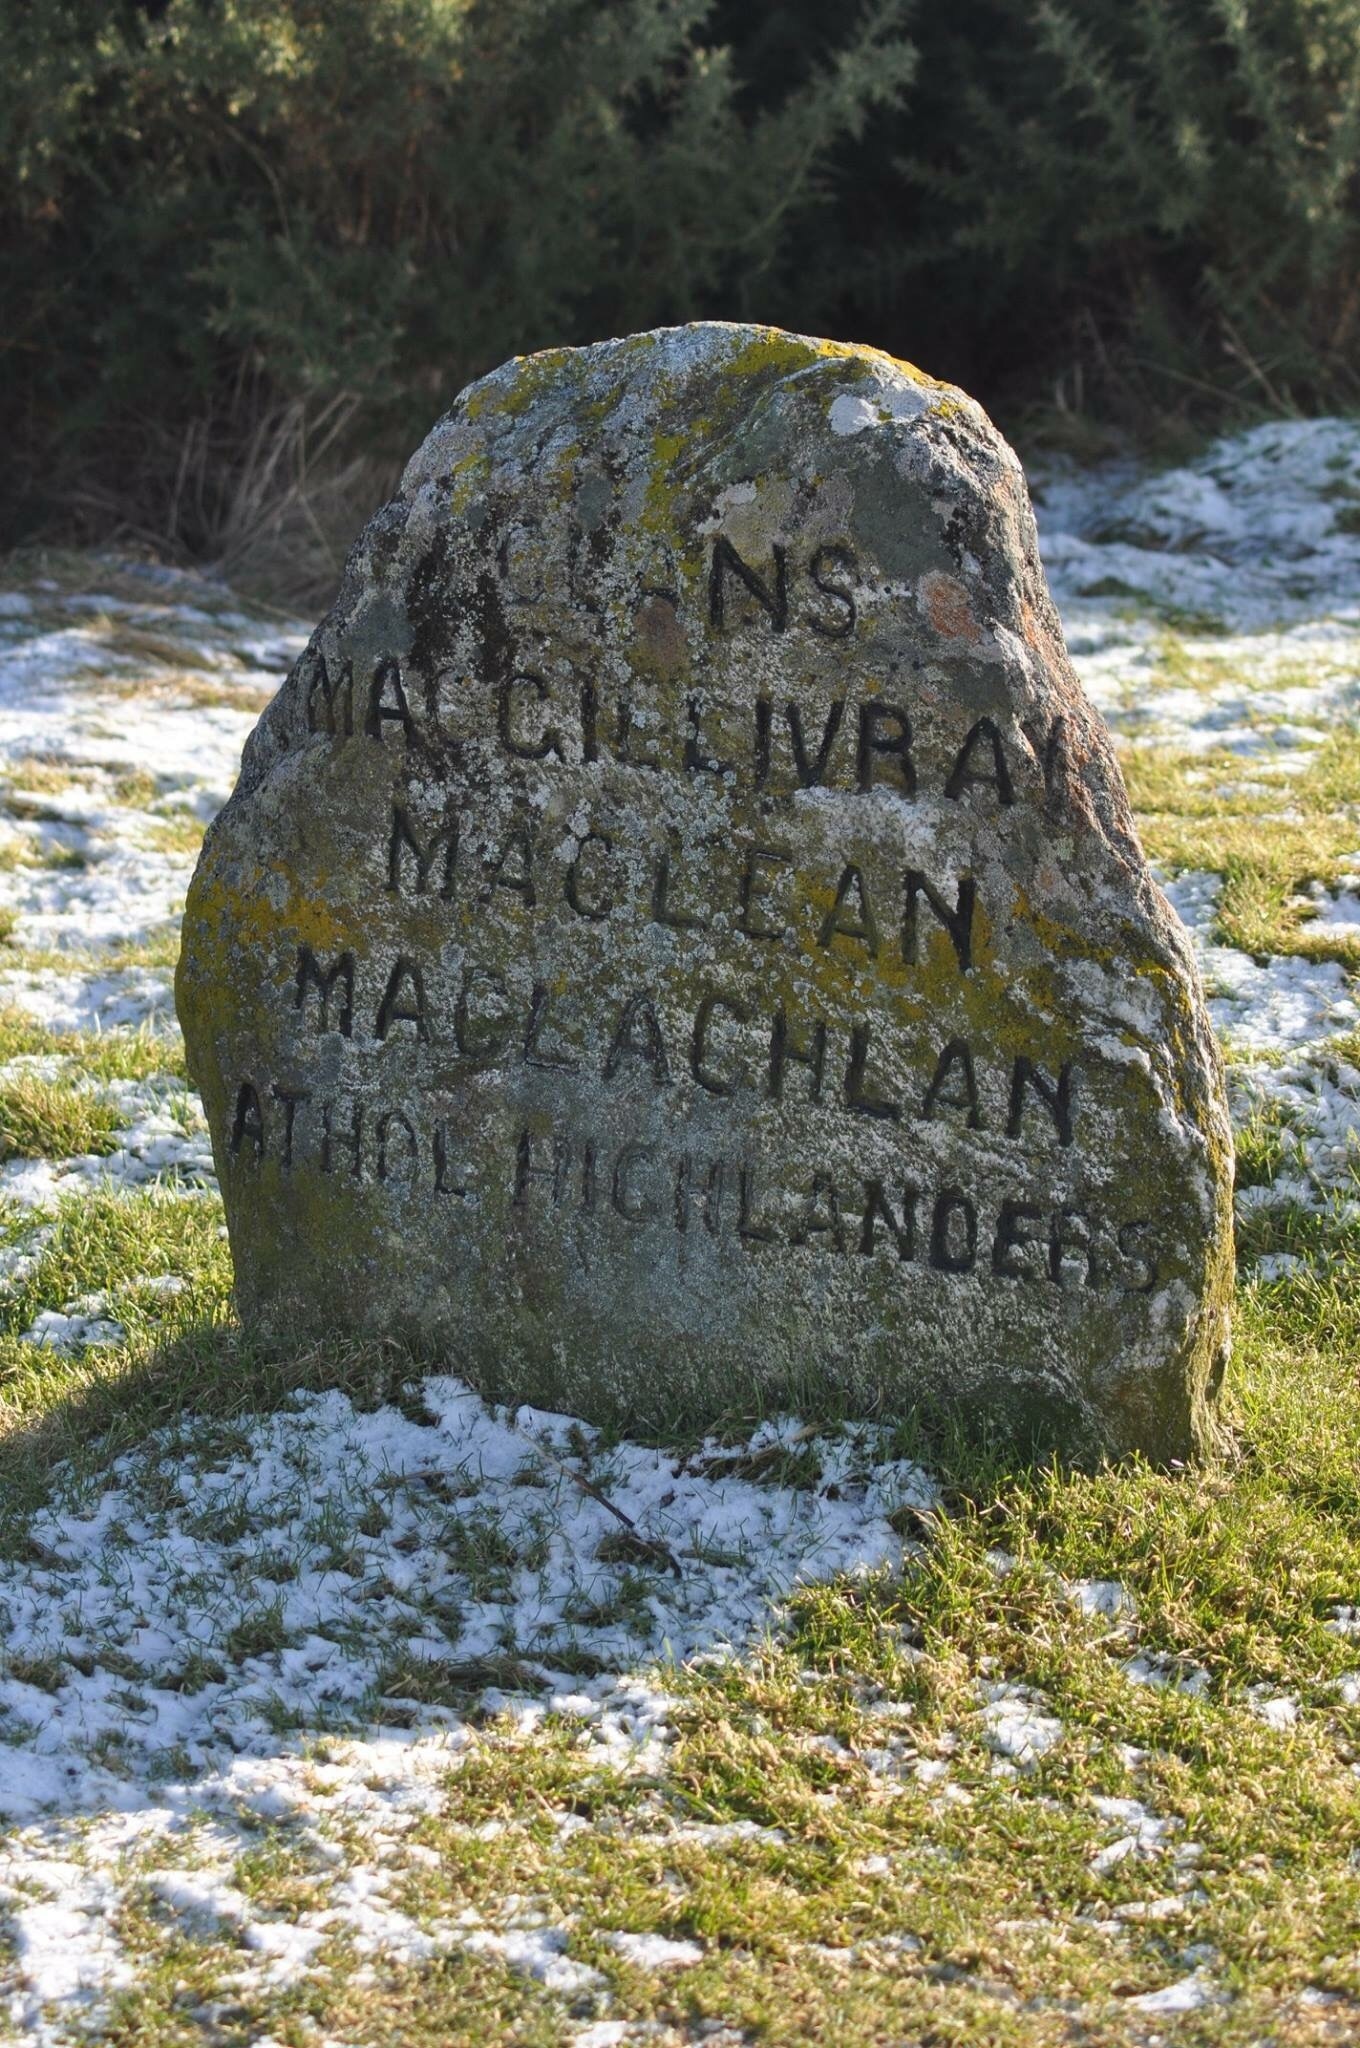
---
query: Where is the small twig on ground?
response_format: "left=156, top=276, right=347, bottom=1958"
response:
left=525, top=1437, right=683, bottom=1578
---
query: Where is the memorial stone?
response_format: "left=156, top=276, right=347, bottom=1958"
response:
left=177, top=323, right=1234, bottom=1462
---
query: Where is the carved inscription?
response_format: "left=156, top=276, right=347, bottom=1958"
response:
left=377, top=816, right=978, bottom=968
left=282, top=947, right=1075, bottom=1143
left=178, top=324, right=1235, bottom=1462
left=226, top=1085, right=1157, bottom=1295
left=308, top=644, right=1031, bottom=803
left=299, top=535, right=1052, bottom=810
left=248, top=520, right=1095, bottom=1287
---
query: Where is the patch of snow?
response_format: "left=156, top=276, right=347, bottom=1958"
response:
left=21, top=1300, right=126, bottom=1353
left=1122, top=1653, right=1211, bottom=1696
left=0, top=1075, right=214, bottom=1212
left=1065, top=1578, right=1135, bottom=1621
left=1303, top=877, right=1360, bottom=932
left=0, top=578, right=302, bottom=991
left=1247, top=1689, right=1300, bottom=1730
left=979, top=1684, right=1062, bottom=1764
left=1, top=847, right=192, bottom=955
left=1202, top=947, right=1359, bottom=1052
left=3, top=1876, right=135, bottom=2041
left=1159, top=869, right=1223, bottom=939
left=0, top=1383, right=936, bottom=1823
left=1254, top=1252, right=1306, bottom=1281
left=1231, top=1053, right=1360, bottom=1216
left=1114, top=1895, right=1184, bottom=1922
left=136, top=1271, right=186, bottom=1296
left=1037, top=418, right=1360, bottom=632
left=1088, top=1796, right=1184, bottom=1878
left=0, top=1223, right=55, bottom=1294
left=1125, top=1969, right=1225, bottom=2015
left=1156, top=868, right=1359, bottom=1052
left=0, top=968, right=176, bottom=1035
left=604, top=1930, right=705, bottom=1969
left=463, top=1923, right=603, bottom=1993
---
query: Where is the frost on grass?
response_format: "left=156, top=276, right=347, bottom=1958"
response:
left=0, top=1387, right=929, bottom=2038
left=2, top=429, right=1360, bottom=2037
left=0, top=1388, right=936, bottom=1821
left=1037, top=420, right=1360, bottom=753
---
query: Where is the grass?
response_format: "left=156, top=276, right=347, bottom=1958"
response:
left=0, top=1193, right=1357, bottom=2041
left=0, top=1005, right=187, bottom=1081
left=139, top=813, right=207, bottom=856
left=100, top=667, right=276, bottom=713
left=1125, top=727, right=1360, bottom=960
left=0, top=1076, right=124, bottom=1161
left=1, top=606, right=1360, bottom=2040
left=0, top=1230, right=1356, bottom=2041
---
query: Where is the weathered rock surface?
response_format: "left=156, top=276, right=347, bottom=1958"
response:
left=177, top=323, right=1233, bottom=1461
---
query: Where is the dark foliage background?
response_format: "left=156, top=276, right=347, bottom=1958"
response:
left=3, top=0, right=1358, bottom=597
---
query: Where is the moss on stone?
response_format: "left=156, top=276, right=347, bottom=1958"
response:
left=178, top=322, right=1233, bottom=1466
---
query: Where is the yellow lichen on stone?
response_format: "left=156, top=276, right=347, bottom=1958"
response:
left=178, top=320, right=1233, bottom=1467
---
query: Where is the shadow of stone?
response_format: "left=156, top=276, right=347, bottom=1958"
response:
left=0, top=1313, right=436, bottom=1536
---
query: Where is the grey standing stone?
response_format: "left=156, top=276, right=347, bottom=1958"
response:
left=177, top=323, right=1233, bottom=1463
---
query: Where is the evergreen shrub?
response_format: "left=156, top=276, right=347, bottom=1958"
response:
left=0, top=0, right=914, bottom=572
left=3, top=0, right=1358, bottom=581
left=899, top=0, right=1360, bottom=418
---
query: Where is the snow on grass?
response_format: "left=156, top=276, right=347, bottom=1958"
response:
left=0, top=566, right=305, bottom=977
left=0, top=1388, right=935, bottom=1822
left=0, top=1366, right=967, bottom=2033
left=1126, top=1968, right=1226, bottom=2015
left=1, top=1835, right=137, bottom=2043
left=0, top=1075, right=212, bottom=1215
left=604, top=1930, right=705, bottom=1969
left=0, top=1719, right=641, bottom=2039
left=0, top=968, right=176, bottom=1035
left=1065, top=1578, right=1136, bottom=1621
left=1035, top=421, right=1360, bottom=783
left=2, top=431, right=1360, bottom=2038
left=1232, top=1054, right=1360, bottom=1217
left=1122, top=1653, right=1212, bottom=1697
left=21, top=1298, right=126, bottom=1353
left=1087, top=1796, right=1189, bottom=1878
left=1150, top=866, right=1360, bottom=1230
left=1161, top=869, right=1360, bottom=1051
left=1037, top=418, right=1360, bottom=632
left=978, top=1684, right=1063, bottom=1766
